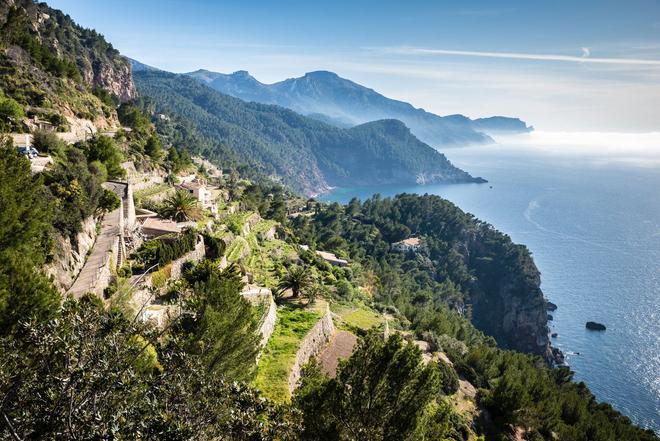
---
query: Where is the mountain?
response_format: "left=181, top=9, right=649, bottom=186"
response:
left=472, top=116, right=533, bottom=132
left=128, top=58, right=161, bottom=73
left=185, top=69, right=532, bottom=148
left=134, top=70, right=485, bottom=195
left=0, top=0, right=135, bottom=132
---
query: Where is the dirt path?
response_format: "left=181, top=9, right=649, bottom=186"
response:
left=317, top=330, right=358, bottom=377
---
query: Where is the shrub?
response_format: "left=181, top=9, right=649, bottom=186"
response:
left=0, top=92, right=24, bottom=131
left=436, top=360, right=460, bottom=395
left=151, top=264, right=172, bottom=289
left=98, top=188, right=120, bottom=212
left=134, top=229, right=198, bottom=268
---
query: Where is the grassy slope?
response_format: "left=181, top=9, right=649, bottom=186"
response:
left=254, top=306, right=321, bottom=402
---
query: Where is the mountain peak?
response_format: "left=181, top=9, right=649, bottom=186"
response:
left=303, top=70, right=340, bottom=79
left=231, top=70, right=253, bottom=78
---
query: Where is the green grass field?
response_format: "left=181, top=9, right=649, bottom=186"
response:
left=254, top=305, right=321, bottom=402
left=332, top=303, right=383, bottom=330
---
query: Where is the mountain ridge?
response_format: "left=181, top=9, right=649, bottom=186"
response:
left=184, top=67, right=532, bottom=148
left=134, top=70, right=485, bottom=195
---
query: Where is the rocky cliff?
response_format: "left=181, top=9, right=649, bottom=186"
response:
left=0, top=0, right=135, bottom=128
left=464, top=230, right=552, bottom=360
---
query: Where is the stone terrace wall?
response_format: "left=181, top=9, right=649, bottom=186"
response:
left=170, top=237, right=206, bottom=280
left=45, top=216, right=97, bottom=292
left=258, top=296, right=277, bottom=354
left=288, top=307, right=335, bottom=393
left=240, top=287, right=278, bottom=357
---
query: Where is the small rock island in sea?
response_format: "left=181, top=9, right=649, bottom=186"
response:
left=586, top=321, right=606, bottom=331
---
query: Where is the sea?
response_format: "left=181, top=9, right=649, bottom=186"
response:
left=320, top=131, right=660, bottom=432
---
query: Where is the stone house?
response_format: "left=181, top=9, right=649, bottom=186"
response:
left=316, top=250, right=348, bottom=267
left=392, top=237, right=422, bottom=252
left=177, top=180, right=218, bottom=215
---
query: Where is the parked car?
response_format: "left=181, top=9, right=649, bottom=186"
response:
left=16, top=147, right=39, bottom=159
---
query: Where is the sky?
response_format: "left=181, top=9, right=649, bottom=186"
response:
left=47, top=0, right=660, bottom=132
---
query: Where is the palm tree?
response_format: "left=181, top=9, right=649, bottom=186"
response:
left=277, top=265, right=312, bottom=299
left=160, top=190, right=201, bottom=222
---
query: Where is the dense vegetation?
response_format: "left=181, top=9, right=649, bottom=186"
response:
left=288, top=193, right=657, bottom=440
left=292, top=194, right=546, bottom=355
left=0, top=140, right=59, bottom=335
left=132, top=228, right=199, bottom=270
left=133, top=70, right=481, bottom=195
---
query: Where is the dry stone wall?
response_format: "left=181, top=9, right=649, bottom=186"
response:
left=45, top=216, right=97, bottom=292
left=288, top=307, right=335, bottom=393
left=170, top=237, right=206, bottom=280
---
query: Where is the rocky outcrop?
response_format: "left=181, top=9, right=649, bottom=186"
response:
left=0, top=0, right=136, bottom=104
left=461, top=229, right=552, bottom=361
left=45, top=216, right=97, bottom=292
left=288, top=307, right=335, bottom=393
left=586, top=321, right=606, bottom=331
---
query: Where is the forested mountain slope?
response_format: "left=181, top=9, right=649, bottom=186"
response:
left=134, top=70, right=484, bottom=195
left=186, top=69, right=532, bottom=148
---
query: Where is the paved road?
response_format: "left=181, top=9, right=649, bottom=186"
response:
left=67, top=206, right=121, bottom=298
left=66, top=182, right=128, bottom=298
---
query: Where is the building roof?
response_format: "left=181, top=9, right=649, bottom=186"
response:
left=177, top=181, right=206, bottom=191
left=394, top=237, right=421, bottom=246
left=316, top=250, right=348, bottom=265
left=141, top=217, right=181, bottom=234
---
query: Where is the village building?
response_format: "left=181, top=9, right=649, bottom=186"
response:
left=392, top=237, right=422, bottom=252
left=141, top=217, right=181, bottom=238
left=177, top=180, right=218, bottom=216
left=316, top=250, right=348, bottom=267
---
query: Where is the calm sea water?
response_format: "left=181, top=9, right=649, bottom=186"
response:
left=321, top=133, right=660, bottom=432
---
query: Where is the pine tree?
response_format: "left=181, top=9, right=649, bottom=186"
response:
left=0, top=141, right=59, bottom=335
left=178, top=265, right=260, bottom=382
left=294, top=332, right=440, bottom=440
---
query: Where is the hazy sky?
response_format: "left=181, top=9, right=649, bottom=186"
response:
left=48, top=0, right=660, bottom=131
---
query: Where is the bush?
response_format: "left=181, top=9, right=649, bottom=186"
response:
left=32, top=130, right=64, bottom=154
left=335, top=279, right=354, bottom=300
left=0, top=92, right=24, bottom=131
left=98, top=188, right=120, bottom=212
left=151, top=264, right=172, bottom=289
left=83, top=136, right=125, bottom=179
left=134, top=229, right=198, bottom=268
left=202, top=233, right=226, bottom=260
left=436, top=360, right=460, bottom=395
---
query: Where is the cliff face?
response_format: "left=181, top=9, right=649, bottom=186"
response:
left=463, top=230, right=551, bottom=359
left=0, top=0, right=137, bottom=100
left=0, top=0, right=135, bottom=125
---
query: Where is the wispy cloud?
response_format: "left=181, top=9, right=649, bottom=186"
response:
left=375, top=46, right=660, bottom=66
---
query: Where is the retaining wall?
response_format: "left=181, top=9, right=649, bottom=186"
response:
left=287, top=307, right=335, bottom=393
left=240, top=287, right=278, bottom=358
left=170, top=237, right=206, bottom=279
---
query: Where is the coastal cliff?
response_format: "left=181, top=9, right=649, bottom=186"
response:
left=464, top=227, right=551, bottom=359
